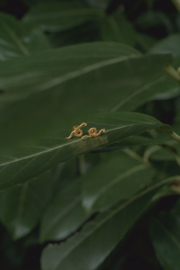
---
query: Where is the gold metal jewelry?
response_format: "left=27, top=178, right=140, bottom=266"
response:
left=66, top=123, right=87, bottom=139
left=81, top=127, right=105, bottom=140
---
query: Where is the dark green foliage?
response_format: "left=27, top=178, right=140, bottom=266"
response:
left=1, top=0, right=180, bottom=269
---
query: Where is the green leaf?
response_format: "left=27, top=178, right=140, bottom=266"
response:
left=82, top=150, right=155, bottom=212
left=22, top=0, right=49, bottom=7
left=40, top=178, right=90, bottom=243
left=146, top=140, right=180, bottom=164
left=0, top=12, right=51, bottom=60
left=0, top=42, right=174, bottom=150
left=152, top=56, right=180, bottom=100
left=136, top=33, right=157, bottom=52
left=136, top=11, right=174, bottom=33
left=86, top=0, right=110, bottom=9
left=149, top=34, right=180, bottom=58
left=149, top=212, right=180, bottom=270
left=0, top=112, right=169, bottom=190
left=41, top=176, right=178, bottom=270
left=48, top=21, right=100, bottom=48
left=0, top=42, right=141, bottom=107
left=23, top=1, right=104, bottom=32
left=0, top=170, right=54, bottom=240
left=99, top=13, right=136, bottom=46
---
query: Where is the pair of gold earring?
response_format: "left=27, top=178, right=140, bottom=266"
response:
left=66, top=123, right=105, bottom=140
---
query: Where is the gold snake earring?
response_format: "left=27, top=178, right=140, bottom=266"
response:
left=81, top=127, right=105, bottom=140
left=66, top=123, right=87, bottom=139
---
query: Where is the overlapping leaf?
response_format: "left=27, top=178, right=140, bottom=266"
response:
left=41, top=176, right=178, bottom=270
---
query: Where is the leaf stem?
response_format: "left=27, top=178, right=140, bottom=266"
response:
left=157, top=126, right=180, bottom=143
left=168, top=131, right=180, bottom=143
left=78, top=155, right=87, bottom=175
left=143, top=145, right=160, bottom=163
left=164, top=64, right=180, bottom=82
left=123, top=148, right=149, bottom=164
left=171, top=0, right=180, bottom=12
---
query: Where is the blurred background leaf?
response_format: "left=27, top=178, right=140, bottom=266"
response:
left=0, top=170, right=54, bottom=240
left=41, top=188, right=158, bottom=270
left=41, top=175, right=177, bottom=270
left=40, top=177, right=90, bottom=243
left=23, top=1, right=104, bottom=32
left=99, top=13, right=136, bottom=46
left=0, top=12, right=50, bottom=60
left=149, top=198, right=180, bottom=270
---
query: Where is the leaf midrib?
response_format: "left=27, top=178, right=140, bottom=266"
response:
left=36, top=54, right=141, bottom=92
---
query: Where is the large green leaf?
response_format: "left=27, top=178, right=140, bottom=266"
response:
left=41, top=176, right=178, bottom=270
left=149, top=207, right=180, bottom=270
left=0, top=170, right=54, bottom=240
left=0, top=43, right=175, bottom=150
left=0, top=112, right=170, bottom=190
left=0, top=12, right=50, bottom=60
left=40, top=178, right=90, bottom=243
left=82, top=150, right=155, bottom=212
left=23, top=2, right=104, bottom=32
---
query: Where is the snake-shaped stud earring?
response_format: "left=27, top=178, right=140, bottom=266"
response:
left=81, top=127, right=105, bottom=140
left=66, top=123, right=87, bottom=139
